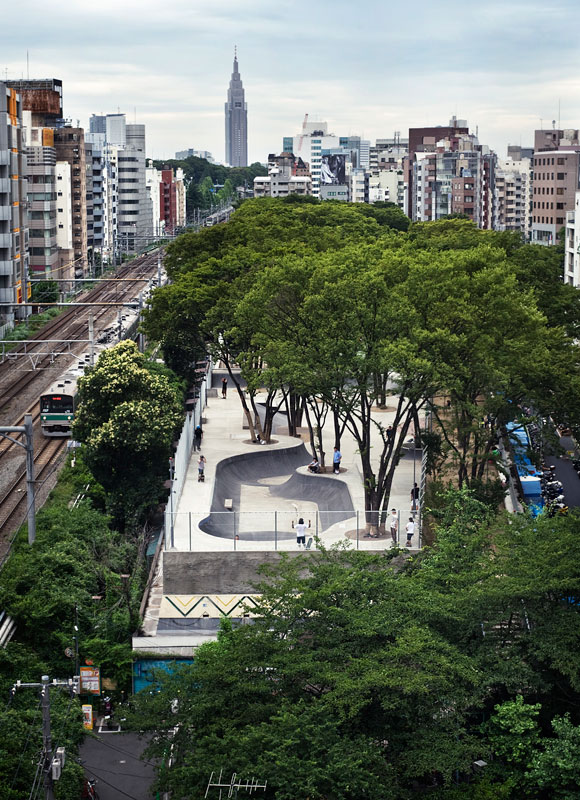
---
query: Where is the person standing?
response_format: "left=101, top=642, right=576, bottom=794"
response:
left=333, top=447, right=342, bottom=474
left=293, top=517, right=308, bottom=548
left=193, top=425, right=203, bottom=452
left=197, top=455, right=206, bottom=482
left=221, top=377, right=228, bottom=398
left=389, top=509, right=399, bottom=545
left=405, top=517, right=415, bottom=547
left=410, top=482, right=420, bottom=511
left=386, top=425, right=394, bottom=444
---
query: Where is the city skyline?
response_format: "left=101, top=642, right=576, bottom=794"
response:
left=2, top=0, right=579, bottom=163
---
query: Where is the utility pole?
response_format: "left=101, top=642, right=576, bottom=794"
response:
left=88, top=313, right=95, bottom=367
left=0, top=416, right=36, bottom=543
left=12, top=675, right=78, bottom=800
left=41, top=675, right=53, bottom=800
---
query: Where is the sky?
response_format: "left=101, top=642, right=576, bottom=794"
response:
left=3, top=0, right=580, bottom=164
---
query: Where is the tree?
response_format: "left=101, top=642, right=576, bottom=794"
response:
left=73, top=341, right=183, bottom=526
left=128, top=547, right=485, bottom=799
left=30, top=279, right=58, bottom=304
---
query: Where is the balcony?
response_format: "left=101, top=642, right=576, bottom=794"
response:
left=0, top=178, right=10, bottom=193
left=0, top=151, right=9, bottom=166
left=0, top=206, right=10, bottom=221
left=0, top=259, right=13, bottom=275
left=0, top=233, right=11, bottom=248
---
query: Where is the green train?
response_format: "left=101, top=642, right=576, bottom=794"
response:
left=40, top=372, right=79, bottom=436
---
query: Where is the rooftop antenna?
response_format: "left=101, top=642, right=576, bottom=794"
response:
left=558, top=98, right=561, bottom=129
left=205, top=771, right=267, bottom=799
left=26, top=50, right=29, bottom=80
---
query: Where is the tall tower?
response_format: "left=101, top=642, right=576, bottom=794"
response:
left=225, top=49, right=248, bottom=167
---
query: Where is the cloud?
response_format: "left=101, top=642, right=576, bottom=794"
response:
left=3, top=0, right=580, bottom=162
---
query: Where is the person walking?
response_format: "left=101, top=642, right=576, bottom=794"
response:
left=410, top=482, right=420, bottom=511
left=221, top=377, right=228, bottom=399
left=293, top=517, right=308, bottom=548
left=193, top=425, right=203, bottom=451
left=332, top=446, right=342, bottom=474
left=389, top=508, right=399, bottom=545
left=197, top=455, right=206, bottom=482
left=405, top=517, right=415, bottom=547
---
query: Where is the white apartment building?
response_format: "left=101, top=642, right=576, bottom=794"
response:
left=349, top=168, right=367, bottom=203
left=146, top=162, right=164, bottom=237
left=175, top=167, right=186, bottom=227
left=367, top=170, right=405, bottom=208
left=254, top=167, right=311, bottom=199
left=494, top=158, right=532, bottom=239
left=291, top=122, right=340, bottom=198
left=564, top=192, right=580, bottom=286
left=55, top=162, right=73, bottom=252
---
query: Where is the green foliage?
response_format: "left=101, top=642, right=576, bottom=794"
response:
left=128, top=498, right=580, bottom=798
left=73, top=341, right=183, bottom=525
left=30, top=279, right=59, bottom=303
left=153, top=155, right=267, bottom=212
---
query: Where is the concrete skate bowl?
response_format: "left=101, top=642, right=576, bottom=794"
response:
left=199, top=442, right=354, bottom=542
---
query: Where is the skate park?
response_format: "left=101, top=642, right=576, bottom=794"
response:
left=133, top=367, right=423, bottom=655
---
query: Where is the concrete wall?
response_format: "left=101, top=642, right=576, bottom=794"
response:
left=163, top=550, right=314, bottom=594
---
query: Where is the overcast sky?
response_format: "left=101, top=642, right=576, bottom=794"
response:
left=4, top=0, right=580, bottom=164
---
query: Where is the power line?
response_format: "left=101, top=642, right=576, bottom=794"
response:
left=82, top=764, right=142, bottom=800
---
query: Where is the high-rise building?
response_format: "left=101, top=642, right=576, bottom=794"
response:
left=406, top=118, right=469, bottom=218
left=531, top=128, right=580, bottom=246
left=495, top=157, right=532, bottom=239
left=89, top=114, right=151, bottom=255
left=54, top=126, right=88, bottom=279
left=409, top=121, right=496, bottom=228
left=6, top=79, right=62, bottom=282
left=0, top=83, right=30, bottom=334
left=224, top=52, right=247, bottom=167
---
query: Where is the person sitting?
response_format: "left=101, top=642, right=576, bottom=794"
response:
left=307, top=457, right=320, bottom=474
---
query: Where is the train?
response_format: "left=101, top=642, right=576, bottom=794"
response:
left=40, top=371, right=80, bottom=436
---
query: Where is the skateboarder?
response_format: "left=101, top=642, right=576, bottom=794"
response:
left=198, top=455, right=206, bottom=482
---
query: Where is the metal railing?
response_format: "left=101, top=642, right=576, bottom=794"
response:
left=163, top=508, right=425, bottom=552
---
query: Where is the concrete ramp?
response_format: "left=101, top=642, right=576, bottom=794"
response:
left=199, top=443, right=354, bottom=541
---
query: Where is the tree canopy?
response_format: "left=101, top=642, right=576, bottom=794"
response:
left=143, top=205, right=579, bottom=512
left=129, top=492, right=580, bottom=799
left=73, top=340, right=184, bottom=525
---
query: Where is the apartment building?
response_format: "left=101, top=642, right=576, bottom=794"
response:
left=531, top=130, right=580, bottom=245
left=495, top=157, right=532, bottom=239
left=407, top=118, right=469, bottom=218
left=0, top=83, right=29, bottom=334
left=6, top=80, right=63, bottom=282
left=409, top=122, right=496, bottom=228
left=54, top=126, right=88, bottom=279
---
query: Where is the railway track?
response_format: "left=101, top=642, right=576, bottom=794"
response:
left=0, top=248, right=166, bottom=562
left=0, top=250, right=162, bottom=414
left=0, top=433, right=66, bottom=563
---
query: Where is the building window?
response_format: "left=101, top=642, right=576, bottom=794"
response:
left=557, top=173, right=565, bottom=180
left=557, top=157, right=565, bottom=165
left=557, top=188, right=564, bottom=195
left=557, top=217, right=564, bottom=225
